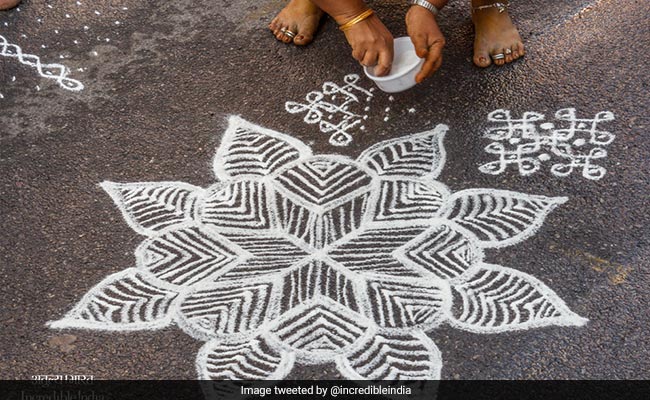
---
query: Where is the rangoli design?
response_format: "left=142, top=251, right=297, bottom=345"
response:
left=50, top=116, right=587, bottom=379
left=0, top=34, right=84, bottom=91
left=479, top=108, right=615, bottom=180
left=285, top=74, right=373, bottom=147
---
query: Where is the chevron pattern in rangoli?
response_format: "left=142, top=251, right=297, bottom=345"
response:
left=49, top=116, right=587, bottom=379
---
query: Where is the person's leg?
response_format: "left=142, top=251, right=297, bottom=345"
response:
left=471, top=0, right=524, bottom=67
left=269, top=0, right=324, bottom=46
left=0, top=0, right=20, bottom=11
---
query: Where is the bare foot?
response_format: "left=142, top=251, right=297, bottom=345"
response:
left=471, top=0, right=525, bottom=67
left=269, top=0, right=324, bottom=46
left=0, top=0, right=20, bottom=11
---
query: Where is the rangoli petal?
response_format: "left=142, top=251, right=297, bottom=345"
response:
left=439, top=189, right=568, bottom=248
left=370, top=179, right=450, bottom=224
left=176, top=277, right=280, bottom=341
left=272, top=156, right=374, bottom=248
left=135, top=226, right=242, bottom=287
left=360, top=275, right=450, bottom=330
left=213, top=116, right=312, bottom=180
left=272, top=156, right=373, bottom=208
left=328, top=226, right=427, bottom=277
left=356, top=124, right=448, bottom=179
left=48, top=268, right=179, bottom=331
left=216, top=233, right=309, bottom=280
left=277, top=260, right=360, bottom=314
left=101, top=181, right=204, bottom=237
left=337, top=329, right=442, bottom=380
left=198, top=180, right=275, bottom=231
left=394, top=223, right=483, bottom=280
left=196, top=336, right=294, bottom=380
left=448, top=263, right=588, bottom=333
left=269, top=298, right=372, bottom=361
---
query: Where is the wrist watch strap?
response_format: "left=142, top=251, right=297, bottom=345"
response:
left=410, top=0, right=440, bottom=16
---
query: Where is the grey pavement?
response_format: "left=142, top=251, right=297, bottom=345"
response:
left=1, top=0, right=649, bottom=380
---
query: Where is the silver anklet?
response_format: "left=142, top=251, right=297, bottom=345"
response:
left=472, top=1, right=509, bottom=13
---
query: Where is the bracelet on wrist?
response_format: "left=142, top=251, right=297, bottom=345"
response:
left=409, top=0, right=445, bottom=16
left=339, top=9, right=375, bottom=31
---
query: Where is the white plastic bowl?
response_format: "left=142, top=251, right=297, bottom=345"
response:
left=363, top=36, right=424, bottom=93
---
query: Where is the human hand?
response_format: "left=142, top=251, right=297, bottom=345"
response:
left=406, top=5, right=446, bottom=83
left=342, top=14, right=394, bottom=76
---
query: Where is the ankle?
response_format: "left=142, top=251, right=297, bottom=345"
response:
left=289, top=0, right=318, bottom=12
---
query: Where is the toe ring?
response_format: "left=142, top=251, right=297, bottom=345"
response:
left=280, top=28, right=296, bottom=38
left=504, top=48, right=512, bottom=55
left=492, top=53, right=505, bottom=60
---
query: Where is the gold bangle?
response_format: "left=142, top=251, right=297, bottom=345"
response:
left=338, top=9, right=374, bottom=32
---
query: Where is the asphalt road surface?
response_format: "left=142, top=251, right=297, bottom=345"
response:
left=1, top=0, right=649, bottom=380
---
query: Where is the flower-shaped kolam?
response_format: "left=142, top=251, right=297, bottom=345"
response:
left=50, top=116, right=586, bottom=381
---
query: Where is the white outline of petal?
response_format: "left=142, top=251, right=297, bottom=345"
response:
left=336, top=328, right=442, bottom=380
left=447, top=263, right=588, bottom=334
left=100, top=181, right=205, bottom=237
left=356, top=124, right=448, bottom=180
left=195, top=335, right=295, bottom=380
left=438, top=189, right=568, bottom=248
left=47, top=268, right=184, bottom=331
left=213, top=116, right=313, bottom=181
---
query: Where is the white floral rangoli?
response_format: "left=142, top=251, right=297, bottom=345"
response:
left=49, top=116, right=587, bottom=379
